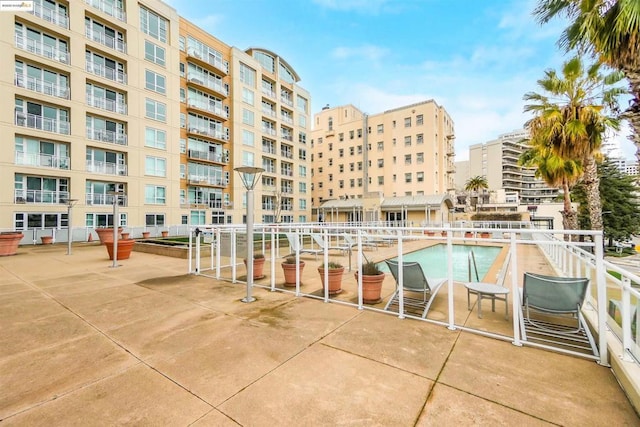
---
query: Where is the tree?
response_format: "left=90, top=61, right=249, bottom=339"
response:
left=534, top=0, right=640, bottom=163
left=523, top=56, right=625, bottom=231
left=464, top=176, right=488, bottom=211
left=572, top=158, right=640, bottom=246
left=519, top=141, right=582, bottom=231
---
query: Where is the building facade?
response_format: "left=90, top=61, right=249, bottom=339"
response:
left=310, top=101, right=455, bottom=222
left=0, top=1, right=311, bottom=233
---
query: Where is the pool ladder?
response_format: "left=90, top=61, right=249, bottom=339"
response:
left=468, top=250, right=480, bottom=282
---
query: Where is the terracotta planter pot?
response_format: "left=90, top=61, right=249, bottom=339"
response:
left=465, top=232, right=474, bottom=238
left=104, top=239, right=135, bottom=260
left=282, top=261, right=305, bottom=286
left=480, top=232, right=491, bottom=238
left=0, top=232, right=24, bottom=256
left=95, top=227, right=123, bottom=245
left=355, top=272, right=385, bottom=304
left=161, top=231, right=169, bottom=238
left=141, top=232, right=150, bottom=239
left=318, top=266, right=345, bottom=295
left=441, top=231, right=447, bottom=237
left=244, top=257, right=266, bottom=279
left=41, top=235, right=53, bottom=245
left=424, top=231, right=435, bottom=236
left=120, top=232, right=130, bottom=240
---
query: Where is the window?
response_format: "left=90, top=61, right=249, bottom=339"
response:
left=180, top=138, right=186, bottom=153
left=299, top=199, right=307, bottom=209
left=357, top=162, right=362, bottom=171
left=404, top=136, right=411, bottom=146
left=144, top=40, right=165, bottom=66
left=339, top=133, right=344, bottom=141
left=318, top=152, right=323, bottom=159
left=297, top=95, right=307, bottom=113
left=339, top=164, right=344, bottom=173
left=299, top=115, right=306, bottom=128
left=405, top=154, right=411, bottom=165
left=339, top=180, right=344, bottom=189
left=299, top=182, right=307, bottom=193
left=190, top=210, right=205, bottom=225
left=377, top=124, right=384, bottom=134
left=349, top=130, right=354, bottom=139
left=378, top=176, right=384, bottom=185
left=339, top=149, right=344, bottom=157
left=180, top=113, right=186, bottom=128
left=145, top=214, right=165, bottom=226
left=179, top=88, right=186, bottom=103
left=145, top=185, right=166, bottom=204
left=357, top=178, right=362, bottom=187
left=377, top=141, right=384, bottom=151
left=242, top=151, right=254, bottom=167
left=140, top=6, right=168, bottom=43
left=416, top=114, right=424, bottom=125
left=349, top=163, right=354, bottom=172
left=239, top=63, right=256, bottom=86
left=357, top=145, right=362, bottom=154
left=417, top=133, right=424, bottom=144
left=242, top=109, right=254, bottom=125
left=299, top=165, right=307, bottom=177
left=299, top=148, right=306, bottom=160
left=349, top=147, right=354, bottom=156
left=178, top=36, right=185, bottom=51
left=405, top=173, right=412, bottom=183
left=357, top=129, right=362, bottom=138
left=328, top=143, right=333, bottom=151
left=328, top=117, right=333, bottom=131
left=328, top=158, right=332, bottom=166
left=328, top=173, right=333, bottom=181
left=145, top=70, right=165, bottom=94
left=180, top=164, right=185, bottom=179
left=145, top=127, right=166, bottom=149
left=417, top=152, right=424, bottom=164
left=145, top=98, right=166, bottom=121
left=393, top=156, right=396, bottom=164
left=404, top=117, right=411, bottom=127
left=299, top=132, right=306, bottom=144
left=377, top=159, right=384, bottom=167
left=318, top=166, right=323, bottom=173
left=350, top=179, right=355, bottom=188
left=242, top=88, right=254, bottom=105
left=417, top=172, right=424, bottom=182
left=145, top=156, right=166, bottom=176
left=242, top=129, right=254, bottom=146
left=179, top=62, right=185, bottom=77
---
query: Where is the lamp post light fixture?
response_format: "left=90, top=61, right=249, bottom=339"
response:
left=234, top=166, right=265, bottom=303
left=64, top=198, right=78, bottom=255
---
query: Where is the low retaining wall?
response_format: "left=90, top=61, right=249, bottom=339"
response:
left=133, top=241, right=211, bottom=259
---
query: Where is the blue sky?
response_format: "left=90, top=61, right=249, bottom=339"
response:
left=166, top=0, right=634, bottom=161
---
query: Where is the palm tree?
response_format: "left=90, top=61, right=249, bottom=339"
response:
left=464, top=176, right=488, bottom=211
left=519, top=142, right=583, bottom=231
left=534, top=0, right=640, bottom=162
left=524, top=56, right=625, bottom=231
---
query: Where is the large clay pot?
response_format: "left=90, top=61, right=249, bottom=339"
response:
left=41, top=235, right=53, bottom=245
left=282, top=261, right=305, bottom=286
left=95, top=227, right=123, bottom=245
left=104, top=239, right=135, bottom=260
left=355, top=272, right=385, bottom=304
left=0, top=232, right=24, bottom=256
left=141, top=231, right=150, bottom=239
left=318, top=266, right=345, bottom=295
left=161, top=231, right=169, bottom=238
left=244, top=256, right=266, bottom=279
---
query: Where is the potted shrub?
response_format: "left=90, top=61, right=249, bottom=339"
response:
left=355, top=261, right=385, bottom=304
left=0, top=232, right=24, bottom=256
left=282, top=256, right=305, bottom=287
left=105, top=239, right=136, bottom=260
left=244, top=253, right=266, bottom=280
left=318, top=261, right=344, bottom=295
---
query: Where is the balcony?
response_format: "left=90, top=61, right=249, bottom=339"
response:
left=84, top=0, right=126, bottom=22
left=281, top=169, right=293, bottom=177
left=281, top=115, right=293, bottom=125
left=15, top=152, right=69, bottom=170
left=262, top=203, right=275, bottom=210
left=187, top=98, right=228, bottom=119
left=86, top=127, right=128, bottom=145
left=14, top=189, right=69, bottom=204
left=281, top=96, right=293, bottom=107
left=187, top=125, right=229, bottom=141
left=86, top=161, right=127, bottom=176
left=262, top=88, right=276, bottom=99
left=15, top=111, right=70, bottom=135
left=280, top=150, right=293, bottom=159
left=86, top=60, right=127, bottom=84
left=187, top=73, right=229, bottom=97
left=262, top=107, right=276, bottom=118
left=15, top=73, right=69, bottom=99
left=85, top=26, right=126, bottom=53
left=29, top=3, right=68, bottom=28
left=187, top=149, right=228, bottom=164
left=187, top=175, right=228, bottom=187
left=15, top=34, right=69, bottom=64
left=281, top=187, right=293, bottom=194
left=262, top=126, right=277, bottom=137
left=262, top=166, right=276, bottom=174
left=186, top=47, right=229, bottom=74
left=262, top=145, right=276, bottom=155
left=86, top=93, right=127, bottom=114
left=85, top=193, right=127, bottom=206
left=281, top=133, right=293, bottom=142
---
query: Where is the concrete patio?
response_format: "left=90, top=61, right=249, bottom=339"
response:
left=1, top=242, right=638, bottom=425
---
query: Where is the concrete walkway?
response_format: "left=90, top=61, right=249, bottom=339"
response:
left=1, top=243, right=638, bottom=426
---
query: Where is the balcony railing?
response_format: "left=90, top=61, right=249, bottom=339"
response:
left=187, top=73, right=229, bottom=97
left=86, top=60, right=127, bottom=84
left=187, top=98, right=228, bottom=118
left=85, top=193, right=127, bottom=206
left=262, top=126, right=276, bottom=136
left=86, top=127, right=128, bottom=145
left=15, top=152, right=69, bottom=169
left=86, top=93, right=127, bottom=114
left=281, top=187, right=293, bottom=194
left=262, top=203, right=275, bottom=210
left=281, top=115, right=293, bottom=125
left=14, top=189, right=69, bottom=204
left=30, top=3, right=68, bottom=28
left=262, top=107, right=276, bottom=118
left=280, top=150, right=293, bottom=159
left=85, top=26, right=126, bottom=53
left=262, top=145, right=276, bottom=155
left=84, top=0, right=126, bottom=21
left=262, top=166, right=276, bottom=174
left=281, top=96, right=293, bottom=107
left=187, top=125, right=229, bottom=141
left=281, top=133, right=293, bottom=142
left=15, top=34, right=69, bottom=64
left=15, top=111, right=70, bottom=135
left=187, top=175, right=228, bottom=187
left=15, top=73, right=69, bottom=99
left=187, top=149, right=228, bottom=163
left=262, top=88, right=276, bottom=98
left=86, top=160, right=127, bottom=176
left=281, top=169, right=293, bottom=177
left=187, top=47, right=229, bottom=74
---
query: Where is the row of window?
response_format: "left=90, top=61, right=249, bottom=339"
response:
left=315, top=171, right=427, bottom=190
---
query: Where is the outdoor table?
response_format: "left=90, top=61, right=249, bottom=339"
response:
left=464, top=282, right=510, bottom=319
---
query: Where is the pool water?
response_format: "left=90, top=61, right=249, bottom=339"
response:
left=378, top=244, right=502, bottom=282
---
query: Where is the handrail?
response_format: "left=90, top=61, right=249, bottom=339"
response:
left=468, top=250, right=480, bottom=282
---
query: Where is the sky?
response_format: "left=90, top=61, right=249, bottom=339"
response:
left=166, top=0, right=635, bottom=161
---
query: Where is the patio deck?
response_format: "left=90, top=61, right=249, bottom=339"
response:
left=0, top=242, right=638, bottom=425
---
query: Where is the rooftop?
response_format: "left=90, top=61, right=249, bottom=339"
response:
left=1, top=242, right=638, bottom=425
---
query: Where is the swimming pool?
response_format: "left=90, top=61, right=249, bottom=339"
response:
left=378, top=244, right=502, bottom=282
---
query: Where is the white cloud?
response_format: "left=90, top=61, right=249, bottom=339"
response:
left=312, top=0, right=391, bottom=13
left=331, top=44, right=389, bottom=62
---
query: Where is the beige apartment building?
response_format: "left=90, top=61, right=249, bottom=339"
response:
left=0, top=0, right=311, bottom=236
left=311, top=101, right=455, bottom=224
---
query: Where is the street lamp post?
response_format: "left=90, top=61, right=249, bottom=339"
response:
left=64, top=198, right=78, bottom=255
left=108, top=191, right=121, bottom=268
left=235, top=166, right=265, bottom=303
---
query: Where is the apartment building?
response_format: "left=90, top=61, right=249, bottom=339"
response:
left=466, top=130, right=558, bottom=205
left=310, top=101, right=455, bottom=222
left=0, top=1, right=311, bottom=233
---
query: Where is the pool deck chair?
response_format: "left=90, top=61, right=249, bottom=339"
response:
left=520, top=272, right=598, bottom=357
left=285, top=233, right=323, bottom=260
left=384, top=260, right=446, bottom=318
left=311, top=233, right=350, bottom=256
left=342, top=233, right=378, bottom=251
